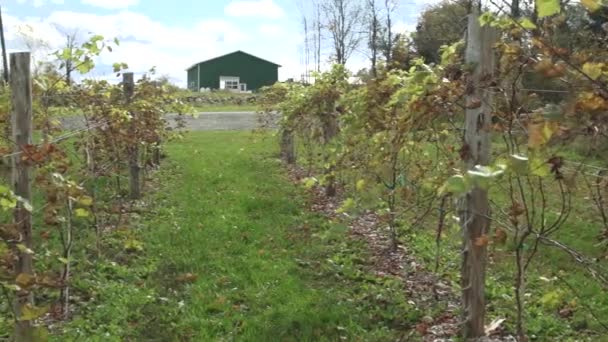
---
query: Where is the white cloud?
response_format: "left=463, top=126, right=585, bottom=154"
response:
left=18, top=0, right=64, bottom=7
left=225, top=0, right=285, bottom=19
left=2, top=10, right=299, bottom=86
left=393, top=20, right=415, bottom=34
left=258, top=24, right=282, bottom=37
left=81, top=0, right=139, bottom=10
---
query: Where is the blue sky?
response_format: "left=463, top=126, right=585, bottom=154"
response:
left=2, top=0, right=436, bottom=86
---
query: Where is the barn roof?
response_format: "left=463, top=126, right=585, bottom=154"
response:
left=186, top=50, right=282, bottom=71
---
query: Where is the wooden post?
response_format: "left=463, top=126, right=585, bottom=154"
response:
left=152, top=140, right=161, bottom=167
left=123, top=73, right=140, bottom=199
left=151, top=81, right=162, bottom=168
left=322, top=111, right=339, bottom=197
left=11, top=52, right=34, bottom=341
left=280, top=129, right=295, bottom=164
left=460, top=4, right=497, bottom=339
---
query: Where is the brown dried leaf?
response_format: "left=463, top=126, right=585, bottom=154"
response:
left=175, top=273, right=198, bottom=283
left=494, top=229, right=507, bottom=245
left=474, top=235, right=489, bottom=247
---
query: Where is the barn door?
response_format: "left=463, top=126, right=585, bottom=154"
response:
left=220, top=76, right=240, bottom=90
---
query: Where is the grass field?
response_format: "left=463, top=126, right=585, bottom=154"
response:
left=51, top=131, right=419, bottom=341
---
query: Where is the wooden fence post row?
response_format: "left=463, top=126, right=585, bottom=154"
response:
left=10, top=51, right=35, bottom=341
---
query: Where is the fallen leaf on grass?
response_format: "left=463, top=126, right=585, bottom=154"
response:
left=175, top=273, right=198, bottom=283
left=494, top=228, right=507, bottom=245
left=416, top=322, right=429, bottom=335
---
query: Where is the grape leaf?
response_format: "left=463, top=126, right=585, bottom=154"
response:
left=536, top=0, right=560, bottom=18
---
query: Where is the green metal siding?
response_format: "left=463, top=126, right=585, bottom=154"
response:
left=187, top=67, right=198, bottom=91
left=192, top=51, right=279, bottom=91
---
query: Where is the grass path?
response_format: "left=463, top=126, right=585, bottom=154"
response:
left=146, top=131, right=354, bottom=340
left=55, top=131, right=416, bottom=341
left=54, top=131, right=414, bottom=341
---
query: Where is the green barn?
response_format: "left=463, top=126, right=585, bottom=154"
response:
left=186, top=50, right=281, bottom=92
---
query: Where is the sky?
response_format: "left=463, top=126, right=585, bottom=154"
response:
left=1, top=0, right=439, bottom=86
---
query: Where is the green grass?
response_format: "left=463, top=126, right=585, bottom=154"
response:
left=193, top=104, right=258, bottom=112
left=50, top=131, right=421, bottom=341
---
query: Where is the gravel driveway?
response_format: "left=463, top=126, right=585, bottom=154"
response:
left=166, top=112, right=263, bottom=131
left=62, top=111, right=276, bottom=131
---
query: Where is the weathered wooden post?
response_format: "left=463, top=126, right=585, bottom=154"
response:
left=460, top=3, right=497, bottom=339
left=123, top=72, right=140, bottom=199
left=322, top=110, right=339, bottom=197
left=280, top=128, right=295, bottom=164
left=11, top=51, right=34, bottom=341
left=152, top=140, right=161, bottom=167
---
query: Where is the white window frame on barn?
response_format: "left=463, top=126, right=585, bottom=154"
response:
left=220, top=76, right=240, bottom=91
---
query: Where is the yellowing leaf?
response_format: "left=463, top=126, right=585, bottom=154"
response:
left=520, top=18, right=537, bottom=29
left=124, top=239, right=144, bottom=252
left=0, top=197, right=16, bottom=210
left=74, top=208, right=90, bottom=218
left=337, top=198, right=355, bottom=214
left=302, top=177, right=317, bottom=189
left=530, top=155, right=551, bottom=178
left=543, top=122, right=557, bottom=142
left=582, top=62, right=605, bottom=80
left=78, top=195, right=94, bottom=207
left=528, top=121, right=557, bottom=148
left=536, top=0, right=561, bottom=18
left=356, top=179, right=366, bottom=191
left=479, top=12, right=496, bottom=27
left=540, top=290, right=563, bottom=309
left=582, top=0, right=602, bottom=12
left=15, top=273, right=35, bottom=288
left=577, top=91, right=608, bottom=111
left=16, top=244, right=34, bottom=255
left=19, top=304, right=48, bottom=321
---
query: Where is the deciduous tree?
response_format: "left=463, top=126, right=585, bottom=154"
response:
left=321, top=0, right=363, bottom=65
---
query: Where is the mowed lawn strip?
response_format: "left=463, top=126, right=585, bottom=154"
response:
left=152, top=131, right=329, bottom=339
left=55, top=131, right=417, bottom=341
left=137, top=131, right=401, bottom=341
